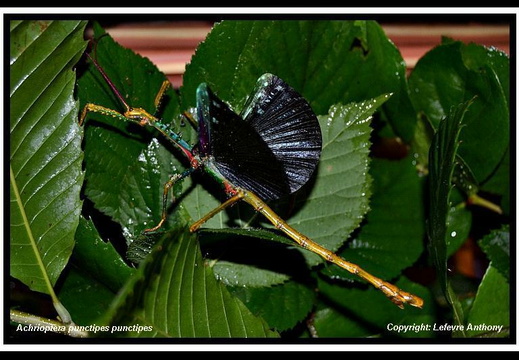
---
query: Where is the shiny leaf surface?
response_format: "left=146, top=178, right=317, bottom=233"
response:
left=10, top=20, right=86, bottom=294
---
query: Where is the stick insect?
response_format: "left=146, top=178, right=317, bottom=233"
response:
left=80, top=50, right=423, bottom=310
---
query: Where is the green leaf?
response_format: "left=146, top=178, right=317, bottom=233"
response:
left=452, top=156, right=479, bottom=197
left=212, top=261, right=291, bottom=288
left=229, top=280, right=316, bottom=332
left=427, top=101, right=470, bottom=283
left=478, top=225, right=509, bottom=281
left=445, top=201, right=472, bottom=256
left=73, top=217, right=136, bottom=292
left=409, top=41, right=509, bottom=183
left=466, top=265, right=509, bottom=338
left=199, top=227, right=295, bottom=247
left=314, top=276, right=435, bottom=338
left=104, top=228, right=278, bottom=338
left=126, top=231, right=165, bottom=264
left=410, top=114, right=435, bottom=173
left=480, top=146, right=510, bottom=215
left=427, top=99, right=474, bottom=335
left=198, top=228, right=305, bottom=288
left=183, top=20, right=415, bottom=141
left=328, top=157, right=425, bottom=281
left=288, top=96, right=388, bottom=266
left=58, top=267, right=116, bottom=326
left=10, top=20, right=86, bottom=294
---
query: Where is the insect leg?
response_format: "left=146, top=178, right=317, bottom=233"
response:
left=153, top=80, right=172, bottom=117
left=189, top=191, right=245, bottom=232
left=241, top=189, right=424, bottom=309
left=144, top=167, right=196, bottom=233
left=79, top=103, right=129, bottom=126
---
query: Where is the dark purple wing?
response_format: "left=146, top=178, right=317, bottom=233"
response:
left=240, top=73, right=322, bottom=195
left=196, top=83, right=290, bottom=200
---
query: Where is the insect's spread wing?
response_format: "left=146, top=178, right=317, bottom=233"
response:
left=241, top=74, right=322, bottom=195
left=196, top=83, right=290, bottom=200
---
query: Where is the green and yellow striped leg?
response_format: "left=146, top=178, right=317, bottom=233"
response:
left=143, top=167, right=196, bottom=233
left=190, top=188, right=424, bottom=309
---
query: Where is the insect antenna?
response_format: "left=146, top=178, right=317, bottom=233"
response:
left=85, top=50, right=132, bottom=113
